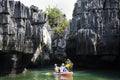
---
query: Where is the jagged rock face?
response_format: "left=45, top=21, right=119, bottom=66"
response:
left=0, top=0, right=52, bottom=75
left=66, top=0, right=120, bottom=56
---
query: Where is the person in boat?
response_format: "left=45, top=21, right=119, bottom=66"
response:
left=60, top=63, right=68, bottom=72
left=65, top=58, right=73, bottom=71
left=54, top=64, right=60, bottom=73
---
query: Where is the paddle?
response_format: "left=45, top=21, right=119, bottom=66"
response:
left=42, top=72, right=53, bottom=76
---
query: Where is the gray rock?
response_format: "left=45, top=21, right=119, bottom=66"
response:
left=31, top=10, right=47, bottom=24
left=0, top=14, right=10, bottom=24
left=0, top=0, right=10, bottom=14
left=66, top=0, right=120, bottom=56
left=0, top=0, right=52, bottom=75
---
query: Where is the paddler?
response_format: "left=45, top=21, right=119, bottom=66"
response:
left=54, top=64, right=60, bottom=73
left=65, top=59, right=73, bottom=71
left=60, top=63, right=68, bottom=72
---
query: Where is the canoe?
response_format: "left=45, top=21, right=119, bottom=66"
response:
left=54, top=72, right=73, bottom=77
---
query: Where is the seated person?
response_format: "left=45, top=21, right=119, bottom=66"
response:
left=59, top=63, right=68, bottom=72
left=65, top=58, right=73, bottom=71
left=54, top=64, right=60, bottom=73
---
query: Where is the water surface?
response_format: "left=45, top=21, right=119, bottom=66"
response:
left=0, top=68, right=120, bottom=80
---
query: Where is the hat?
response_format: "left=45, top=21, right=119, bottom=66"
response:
left=55, top=64, right=57, bottom=66
left=67, top=59, right=69, bottom=60
left=62, top=63, right=64, bottom=66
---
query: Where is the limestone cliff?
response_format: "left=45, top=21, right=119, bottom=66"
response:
left=0, top=0, right=52, bottom=75
left=65, top=0, right=120, bottom=65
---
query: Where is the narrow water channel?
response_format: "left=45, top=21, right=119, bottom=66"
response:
left=0, top=68, right=120, bottom=80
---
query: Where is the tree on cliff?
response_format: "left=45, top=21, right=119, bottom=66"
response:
left=44, top=6, right=69, bottom=35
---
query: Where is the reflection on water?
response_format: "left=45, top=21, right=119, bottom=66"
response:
left=54, top=75, right=73, bottom=80
left=33, top=71, right=39, bottom=80
left=0, top=69, right=120, bottom=80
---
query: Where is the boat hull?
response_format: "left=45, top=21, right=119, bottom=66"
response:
left=54, top=72, right=73, bottom=77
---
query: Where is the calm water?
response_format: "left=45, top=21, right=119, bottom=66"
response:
left=0, top=68, right=120, bottom=80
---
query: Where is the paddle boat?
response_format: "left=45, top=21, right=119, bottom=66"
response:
left=53, top=72, right=73, bottom=77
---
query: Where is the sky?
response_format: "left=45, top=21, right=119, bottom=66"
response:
left=14, top=0, right=77, bottom=19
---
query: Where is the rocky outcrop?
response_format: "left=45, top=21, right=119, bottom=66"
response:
left=65, top=0, right=120, bottom=65
left=0, top=0, right=52, bottom=75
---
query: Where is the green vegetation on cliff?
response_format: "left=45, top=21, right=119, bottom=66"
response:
left=45, top=6, right=69, bottom=35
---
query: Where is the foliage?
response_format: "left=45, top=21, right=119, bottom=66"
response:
left=45, top=6, right=69, bottom=35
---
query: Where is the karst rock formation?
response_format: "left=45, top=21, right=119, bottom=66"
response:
left=0, top=0, right=52, bottom=75
left=65, top=0, right=120, bottom=65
